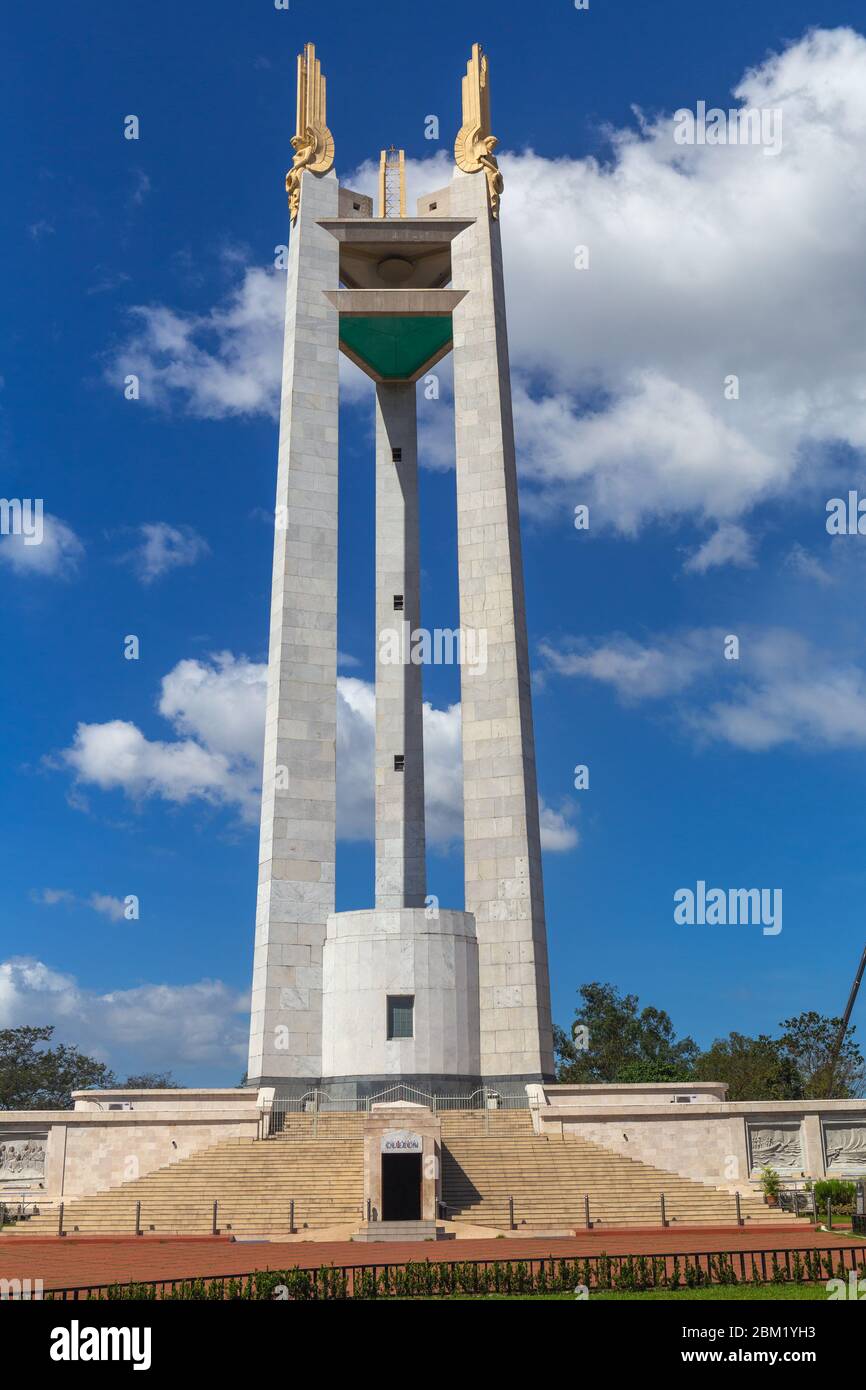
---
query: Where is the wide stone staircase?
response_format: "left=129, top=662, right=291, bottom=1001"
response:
left=10, top=1115, right=365, bottom=1237
left=440, top=1111, right=792, bottom=1229
left=6, top=1109, right=794, bottom=1237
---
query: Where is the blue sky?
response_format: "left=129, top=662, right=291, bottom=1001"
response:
left=3, top=0, right=866, bottom=1084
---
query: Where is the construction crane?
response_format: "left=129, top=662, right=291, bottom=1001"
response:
left=824, top=942, right=866, bottom=1094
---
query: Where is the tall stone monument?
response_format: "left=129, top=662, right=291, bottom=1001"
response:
left=247, top=42, right=554, bottom=1097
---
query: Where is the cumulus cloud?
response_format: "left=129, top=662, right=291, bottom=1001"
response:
left=30, top=888, right=75, bottom=907
left=683, top=523, right=755, bottom=574
left=539, top=798, right=579, bottom=851
left=541, top=624, right=866, bottom=752
left=539, top=630, right=716, bottom=703
left=497, top=28, right=866, bottom=543
left=113, top=29, right=866, bottom=565
left=31, top=888, right=128, bottom=921
left=784, top=542, right=834, bottom=586
left=61, top=654, right=264, bottom=820
left=112, top=267, right=285, bottom=418
left=57, top=652, right=575, bottom=851
left=0, top=513, right=84, bottom=578
left=62, top=717, right=246, bottom=814
left=120, top=522, right=209, bottom=584
left=87, top=893, right=127, bottom=923
left=0, top=956, right=249, bottom=1070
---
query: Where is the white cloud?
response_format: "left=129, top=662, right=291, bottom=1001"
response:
left=784, top=542, right=834, bottom=586
left=158, top=653, right=265, bottom=768
left=104, top=30, right=866, bottom=563
left=30, top=888, right=75, bottom=906
left=61, top=716, right=245, bottom=814
left=539, top=630, right=715, bottom=702
left=422, top=700, right=464, bottom=846
left=87, top=893, right=127, bottom=923
left=128, top=168, right=151, bottom=207
left=57, top=653, right=574, bottom=851
left=0, top=513, right=84, bottom=578
left=333, top=674, right=374, bottom=840
left=683, top=523, right=756, bottom=574
left=539, top=798, right=579, bottom=851
left=31, top=888, right=126, bottom=921
left=493, top=28, right=866, bottom=545
left=121, top=522, right=209, bottom=584
left=691, top=664, right=866, bottom=751
left=113, top=267, right=286, bottom=418
left=542, top=624, right=866, bottom=752
left=0, top=956, right=248, bottom=1070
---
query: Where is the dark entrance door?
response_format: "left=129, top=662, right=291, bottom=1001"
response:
left=381, top=1153, right=422, bottom=1220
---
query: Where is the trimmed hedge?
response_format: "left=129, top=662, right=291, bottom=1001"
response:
left=56, top=1250, right=861, bottom=1301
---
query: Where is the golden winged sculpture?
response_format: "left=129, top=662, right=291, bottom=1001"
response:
left=454, top=43, right=503, bottom=219
left=286, top=43, right=335, bottom=223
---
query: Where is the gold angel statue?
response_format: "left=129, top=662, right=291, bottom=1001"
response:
left=454, top=43, right=504, bottom=219
left=286, top=43, right=335, bottom=223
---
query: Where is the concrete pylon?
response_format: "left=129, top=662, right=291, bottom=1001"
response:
left=247, top=166, right=340, bottom=1089
left=449, top=168, right=555, bottom=1083
left=249, top=40, right=554, bottom=1097
left=374, top=383, right=427, bottom=910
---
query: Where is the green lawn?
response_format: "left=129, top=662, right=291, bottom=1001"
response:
left=407, top=1284, right=837, bottom=1301
left=815, top=1215, right=862, bottom=1234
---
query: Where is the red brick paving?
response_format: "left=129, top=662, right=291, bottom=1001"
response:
left=0, top=1227, right=862, bottom=1292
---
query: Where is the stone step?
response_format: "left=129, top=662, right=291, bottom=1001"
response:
left=353, top=1221, right=443, bottom=1243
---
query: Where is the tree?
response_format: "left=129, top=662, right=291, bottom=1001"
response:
left=0, top=1026, right=116, bottom=1110
left=555, top=983, right=698, bottom=1084
left=614, top=1058, right=694, bottom=1085
left=777, top=1012, right=865, bottom=1099
left=692, top=1031, right=801, bottom=1101
left=122, top=1073, right=177, bottom=1090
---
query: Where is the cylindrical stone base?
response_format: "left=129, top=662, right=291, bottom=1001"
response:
left=321, top=908, right=480, bottom=1083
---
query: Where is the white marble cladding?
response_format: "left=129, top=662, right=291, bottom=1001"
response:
left=247, top=166, right=341, bottom=1085
left=71, top=1088, right=257, bottom=1113
left=0, top=1107, right=261, bottom=1203
left=321, top=908, right=480, bottom=1080
left=538, top=1082, right=727, bottom=1108
left=534, top=1086, right=866, bottom=1187
left=448, top=168, right=554, bottom=1080
left=823, top=1121, right=866, bottom=1172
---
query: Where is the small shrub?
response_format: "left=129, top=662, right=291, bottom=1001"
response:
left=814, top=1179, right=855, bottom=1213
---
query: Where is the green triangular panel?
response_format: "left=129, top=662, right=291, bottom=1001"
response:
left=339, top=315, right=452, bottom=380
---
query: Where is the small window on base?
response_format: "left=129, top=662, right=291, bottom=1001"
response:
left=387, top=995, right=414, bottom=1040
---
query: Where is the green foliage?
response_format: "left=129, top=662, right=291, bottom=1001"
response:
left=0, top=1025, right=116, bottom=1110
left=70, top=1247, right=857, bottom=1300
left=777, top=1011, right=865, bottom=1099
left=554, top=983, right=698, bottom=1084
left=813, top=1178, right=856, bottom=1212
left=692, top=1031, right=801, bottom=1101
left=614, top=1058, right=691, bottom=1084
left=122, top=1072, right=177, bottom=1090
left=555, top=986, right=865, bottom=1100
left=760, top=1167, right=781, bottom=1198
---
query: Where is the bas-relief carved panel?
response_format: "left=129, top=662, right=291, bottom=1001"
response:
left=0, top=1137, right=47, bottom=1181
left=748, top=1123, right=804, bottom=1171
left=823, top=1122, right=866, bottom=1171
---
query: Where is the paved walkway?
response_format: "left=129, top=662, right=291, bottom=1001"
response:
left=0, top=1227, right=862, bottom=1292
